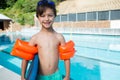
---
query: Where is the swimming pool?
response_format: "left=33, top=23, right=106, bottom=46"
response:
left=0, top=32, right=120, bottom=80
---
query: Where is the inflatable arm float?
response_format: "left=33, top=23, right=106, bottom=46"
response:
left=11, top=39, right=38, bottom=60
left=59, top=40, right=75, bottom=60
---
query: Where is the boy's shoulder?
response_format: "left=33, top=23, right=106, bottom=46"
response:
left=31, top=32, right=40, bottom=39
left=55, top=32, right=64, bottom=40
left=55, top=32, right=62, bottom=36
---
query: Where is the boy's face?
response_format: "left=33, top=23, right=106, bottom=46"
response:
left=38, top=8, right=55, bottom=29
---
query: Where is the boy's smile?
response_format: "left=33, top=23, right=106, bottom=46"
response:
left=38, top=8, right=55, bottom=29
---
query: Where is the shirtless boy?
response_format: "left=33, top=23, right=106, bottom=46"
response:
left=21, top=0, right=70, bottom=80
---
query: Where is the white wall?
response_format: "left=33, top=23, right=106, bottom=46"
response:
left=110, top=20, right=120, bottom=28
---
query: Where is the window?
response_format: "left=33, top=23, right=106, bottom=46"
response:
left=61, top=14, right=67, bottom=22
left=87, top=12, right=96, bottom=21
left=69, top=13, right=76, bottom=21
left=98, top=11, right=109, bottom=20
left=55, top=15, right=60, bottom=22
left=111, top=10, right=120, bottom=20
left=77, top=13, right=85, bottom=21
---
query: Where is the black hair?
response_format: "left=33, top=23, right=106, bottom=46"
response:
left=36, top=0, right=57, bottom=17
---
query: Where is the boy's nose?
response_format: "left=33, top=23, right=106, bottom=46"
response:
left=45, top=16, right=49, bottom=20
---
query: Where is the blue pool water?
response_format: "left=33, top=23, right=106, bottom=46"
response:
left=0, top=32, right=120, bottom=80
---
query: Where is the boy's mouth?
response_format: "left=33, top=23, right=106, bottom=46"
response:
left=44, top=22, right=51, bottom=25
left=43, top=22, right=52, bottom=27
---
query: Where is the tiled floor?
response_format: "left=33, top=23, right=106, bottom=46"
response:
left=0, top=65, right=20, bottom=80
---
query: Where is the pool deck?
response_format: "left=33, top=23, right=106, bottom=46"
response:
left=0, top=65, right=20, bottom=80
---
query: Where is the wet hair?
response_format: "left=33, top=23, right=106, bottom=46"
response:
left=36, top=0, right=57, bottom=17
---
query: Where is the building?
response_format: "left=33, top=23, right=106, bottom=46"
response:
left=0, top=14, right=12, bottom=30
left=54, top=0, right=120, bottom=29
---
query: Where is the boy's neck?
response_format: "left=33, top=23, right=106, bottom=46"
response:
left=40, top=27, right=55, bottom=33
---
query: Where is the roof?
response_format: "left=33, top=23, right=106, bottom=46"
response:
left=57, top=0, right=120, bottom=14
left=0, top=14, right=11, bottom=20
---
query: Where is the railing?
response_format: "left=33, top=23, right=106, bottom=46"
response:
left=54, top=27, right=120, bottom=35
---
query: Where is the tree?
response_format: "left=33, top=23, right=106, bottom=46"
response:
left=0, top=0, right=17, bottom=9
left=6, top=0, right=17, bottom=7
left=0, top=0, right=7, bottom=9
left=22, top=0, right=38, bottom=13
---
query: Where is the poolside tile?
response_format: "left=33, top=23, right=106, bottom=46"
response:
left=0, top=65, right=20, bottom=80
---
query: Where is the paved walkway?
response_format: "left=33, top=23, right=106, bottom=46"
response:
left=0, top=65, right=20, bottom=80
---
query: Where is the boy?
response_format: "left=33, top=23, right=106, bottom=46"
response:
left=21, top=0, right=70, bottom=80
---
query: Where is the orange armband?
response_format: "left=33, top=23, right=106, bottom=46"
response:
left=59, top=40, right=75, bottom=60
left=11, top=39, right=38, bottom=60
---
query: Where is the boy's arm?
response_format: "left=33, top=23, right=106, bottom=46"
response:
left=21, top=59, right=28, bottom=80
left=59, top=34, right=70, bottom=80
left=21, top=36, right=36, bottom=80
left=64, top=59, right=70, bottom=80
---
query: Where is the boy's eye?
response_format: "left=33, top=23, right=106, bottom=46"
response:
left=48, top=14, right=54, bottom=17
left=40, top=14, right=54, bottom=17
left=40, top=15, right=45, bottom=17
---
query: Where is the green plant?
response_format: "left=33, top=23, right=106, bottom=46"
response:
left=0, top=0, right=62, bottom=26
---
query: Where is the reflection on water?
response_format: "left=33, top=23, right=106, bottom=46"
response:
left=0, top=35, right=11, bottom=45
left=0, top=32, right=24, bottom=50
left=0, top=32, right=27, bottom=45
left=59, top=55, right=120, bottom=80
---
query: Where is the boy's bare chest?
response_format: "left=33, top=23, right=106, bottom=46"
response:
left=37, top=36, right=59, bottom=48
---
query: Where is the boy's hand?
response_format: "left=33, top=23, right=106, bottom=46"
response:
left=63, top=76, right=70, bottom=80
left=21, top=77, right=26, bottom=80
